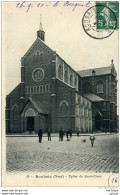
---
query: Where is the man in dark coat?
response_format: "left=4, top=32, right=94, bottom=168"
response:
left=38, top=129, right=43, bottom=143
left=47, top=128, right=51, bottom=141
left=77, top=129, right=80, bottom=137
left=59, top=128, right=64, bottom=141
left=66, top=130, right=70, bottom=141
left=61, top=129, right=64, bottom=141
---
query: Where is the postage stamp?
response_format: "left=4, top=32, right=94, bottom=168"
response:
left=82, top=5, right=117, bottom=39
left=96, top=1, right=119, bottom=30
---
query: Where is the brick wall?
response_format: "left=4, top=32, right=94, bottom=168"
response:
left=52, top=79, right=75, bottom=132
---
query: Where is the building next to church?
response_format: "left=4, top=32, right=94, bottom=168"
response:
left=5, top=23, right=118, bottom=134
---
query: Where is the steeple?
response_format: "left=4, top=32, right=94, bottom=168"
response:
left=111, top=59, right=114, bottom=66
left=37, top=15, right=45, bottom=41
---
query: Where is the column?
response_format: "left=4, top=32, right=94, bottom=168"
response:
left=63, top=62, right=65, bottom=82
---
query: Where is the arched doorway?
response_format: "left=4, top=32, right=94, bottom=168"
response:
left=95, top=111, right=102, bottom=131
left=25, top=108, right=36, bottom=132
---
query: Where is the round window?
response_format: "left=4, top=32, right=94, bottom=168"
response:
left=32, top=68, right=44, bottom=82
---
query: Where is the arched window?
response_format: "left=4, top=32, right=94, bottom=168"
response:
left=97, top=81, right=104, bottom=93
left=58, top=64, right=62, bottom=80
left=83, top=82, right=91, bottom=94
left=70, top=74, right=73, bottom=86
left=33, top=86, right=36, bottom=94
left=79, top=81, right=81, bottom=93
left=39, top=85, right=42, bottom=93
left=27, top=86, right=31, bottom=94
left=43, top=85, right=45, bottom=92
left=46, top=85, right=49, bottom=92
left=64, top=69, right=68, bottom=83
left=36, top=86, right=39, bottom=93
left=74, top=78, right=77, bottom=87
left=82, top=108, right=84, bottom=116
left=86, top=109, right=89, bottom=117
left=60, top=101, right=68, bottom=117
left=31, top=86, right=34, bottom=94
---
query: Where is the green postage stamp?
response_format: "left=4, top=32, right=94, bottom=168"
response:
left=96, top=1, right=119, bottom=30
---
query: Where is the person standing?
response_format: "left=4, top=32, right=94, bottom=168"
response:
left=61, top=128, right=64, bottom=141
left=59, top=128, right=64, bottom=141
left=48, top=128, right=51, bottom=141
left=89, top=134, right=96, bottom=147
left=66, top=130, right=70, bottom=141
left=59, top=128, right=61, bottom=141
left=38, top=129, right=43, bottom=143
left=70, top=130, right=72, bottom=138
left=77, top=129, right=80, bottom=137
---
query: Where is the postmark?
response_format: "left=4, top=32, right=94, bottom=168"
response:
left=82, top=5, right=117, bottom=39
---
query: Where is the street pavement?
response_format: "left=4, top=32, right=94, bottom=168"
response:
left=6, top=134, right=119, bottom=173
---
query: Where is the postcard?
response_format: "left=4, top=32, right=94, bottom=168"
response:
left=2, top=1, right=119, bottom=187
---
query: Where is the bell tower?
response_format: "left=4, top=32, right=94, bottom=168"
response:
left=37, top=15, right=45, bottom=41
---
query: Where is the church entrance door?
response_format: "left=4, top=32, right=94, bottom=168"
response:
left=95, top=112, right=102, bottom=131
left=27, top=117, right=34, bottom=132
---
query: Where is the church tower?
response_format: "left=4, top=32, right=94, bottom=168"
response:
left=37, top=16, right=45, bottom=41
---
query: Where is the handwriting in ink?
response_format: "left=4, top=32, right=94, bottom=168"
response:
left=16, top=1, right=91, bottom=13
left=37, top=3, right=44, bottom=8
left=26, top=3, right=34, bottom=12
left=16, top=1, right=34, bottom=12
left=53, top=1, right=91, bottom=11
left=112, top=177, right=118, bottom=183
left=16, top=1, right=25, bottom=8
left=108, top=175, right=118, bottom=186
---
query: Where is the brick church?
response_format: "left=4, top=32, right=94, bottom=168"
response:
left=6, top=23, right=118, bottom=133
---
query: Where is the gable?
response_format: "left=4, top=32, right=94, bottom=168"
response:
left=21, top=38, right=57, bottom=85
left=20, top=98, right=48, bottom=116
left=22, top=38, right=54, bottom=59
left=21, top=38, right=55, bottom=68
left=21, top=101, right=38, bottom=117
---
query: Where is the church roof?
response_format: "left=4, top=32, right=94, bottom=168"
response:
left=20, top=97, right=48, bottom=115
left=31, top=98, right=48, bottom=114
left=83, top=94, right=107, bottom=102
left=77, top=66, right=111, bottom=77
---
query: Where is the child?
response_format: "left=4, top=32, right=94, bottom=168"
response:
left=89, top=134, right=96, bottom=147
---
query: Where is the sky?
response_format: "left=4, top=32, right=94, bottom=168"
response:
left=2, top=1, right=119, bottom=95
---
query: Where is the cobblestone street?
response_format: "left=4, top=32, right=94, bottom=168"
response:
left=6, top=134, right=119, bottom=173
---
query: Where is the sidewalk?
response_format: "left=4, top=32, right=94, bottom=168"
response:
left=6, top=132, right=116, bottom=137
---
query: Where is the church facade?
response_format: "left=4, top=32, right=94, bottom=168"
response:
left=5, top=25, right=118, bottom=133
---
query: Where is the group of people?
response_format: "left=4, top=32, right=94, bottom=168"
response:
left=38, top=128, right=51, bottom=143
left=59, top=128, right=73, bottom=141
left=38, top=128, right=73, bottom=143
left=38, top=128, right=96, bottom=146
